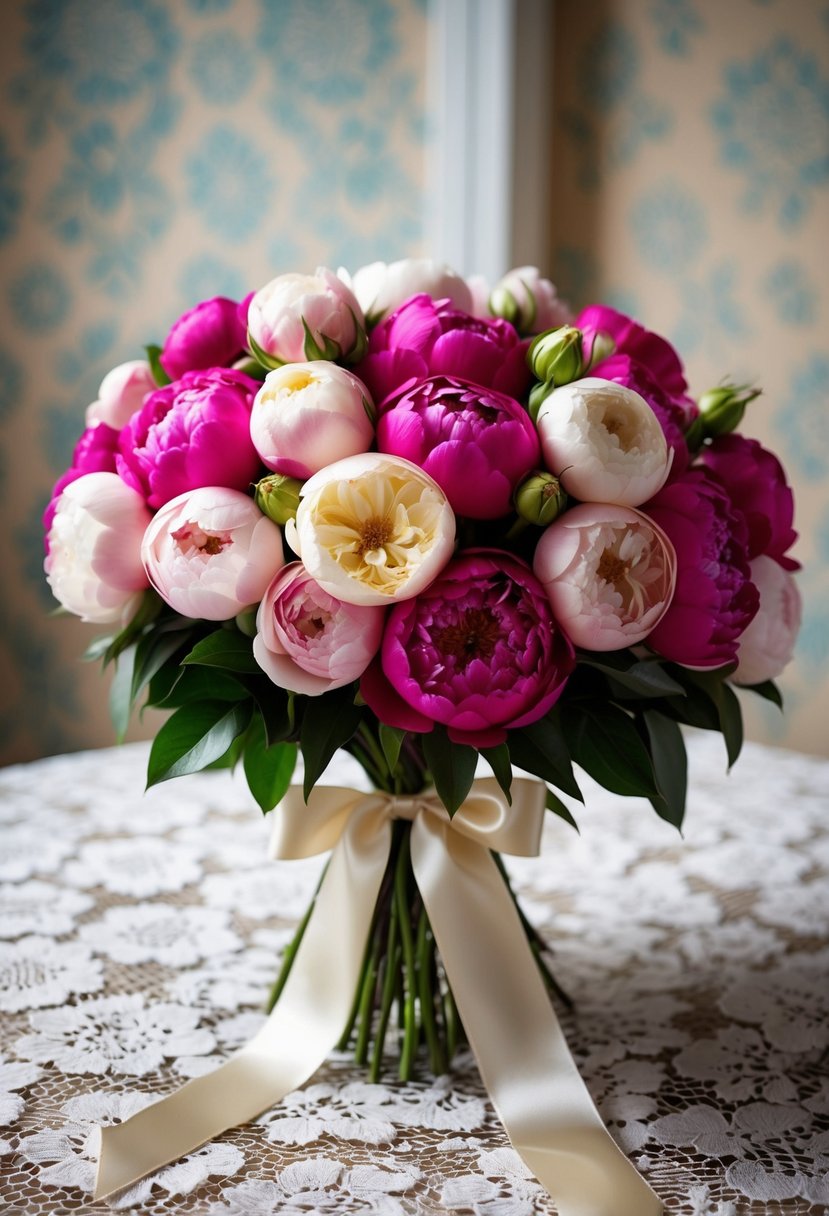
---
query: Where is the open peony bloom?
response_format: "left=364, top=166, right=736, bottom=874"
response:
left=533, top=503, right=677, bottom=651
left=85, top=359, right=156, bottom=430
left=644, top=469, right=759, bottom=668
left=488, top=265, right=571, bottom=336
left=348, top=257, right=472, bottom=324
left=733, top=556, right=801, bottom=686
left=590, top=353, right=691, bottom=477
left=247, top=267, right=366, bottom=367
left=361, top=549, right=575, bottom=748
left=45, top=472, right=152, bottom=624
left=160, top=295, right=249, bottom=381
left=253, top=563, right=385, bottom=696
left=141, top=487, right=284, bottom=621
left=43, top=422, right=120, bottom=549
left=286, top=452, right=455, bottom=607
left=356, top=293, right=530, bottom=404
left=377, top=375, right=540, bottom=519
left=700, top=433, right=798, bottom=571
left=537, top=377, right=672, bottom=507
left=250, top=361, right=375, bottom=479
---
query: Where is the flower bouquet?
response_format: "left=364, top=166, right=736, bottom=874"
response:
left=44, top=258, right=800, bottom=1212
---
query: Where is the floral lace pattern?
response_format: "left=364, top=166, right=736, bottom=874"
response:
left=1, top=735, right=827, bottom=1214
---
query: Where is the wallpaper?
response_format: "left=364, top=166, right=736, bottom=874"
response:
left=552, top=0, right=829, bottom=756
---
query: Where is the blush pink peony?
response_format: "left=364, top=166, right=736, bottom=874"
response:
left=733, top=556, right=801, bottom=686
left=247, top=268, right=366, bottom=367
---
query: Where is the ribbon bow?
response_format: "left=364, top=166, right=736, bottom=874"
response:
left=95, top=779, right=661, bottom=1215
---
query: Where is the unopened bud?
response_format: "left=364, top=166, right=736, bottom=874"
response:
left=528, top=325, right=584, bottom=386
left=583, top=330, right=615, bottom=371
left=528, top=379, right=555, bottom=423
left=255, top=473, right=302, bottom=525
left=698, top=382, right=761, bottom=438
left=514, top=471, right=568, bottom=527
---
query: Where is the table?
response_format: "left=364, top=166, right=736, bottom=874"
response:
left=1, top=734, right=827, bottom=1215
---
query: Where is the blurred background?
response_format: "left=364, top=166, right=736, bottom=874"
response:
left=1, top=0, right=826, bottom=765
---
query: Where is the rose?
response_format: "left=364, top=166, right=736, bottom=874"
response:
left=644, top=469, right=759, bottom=668
left=700, top=433, right=798, bottom=570
left=250, top=361, right=375, bottom=479
left=348, top=258, right=472, bottom=324
left=85, top=360, right=156, bottom=430
left=141, top=487, right=284, bottom=621
left=533, top=503, right=677, bottom=651
left=488, top=266, right=570, bottom=336
left=285, top=452, right=455, bottom=607
left=160, top=295, right=249, bottom=380
left=589, top=353, right=691, bottom=476
left=536, top=377, right=672, bottom=507
left=247, top=268, right=366, bottom=367
left=575, top=305, right=692, bottom=407
left=733, top=556, right=801, bottom=686
left=253, top=563, right=385, bottom=695
left=44, top=472, right=152, bottom=624
left=376, top=375, right=540, bottom=519
left=360, top=549, right=575, bottom=747
left=356, top=293, right=530, bottom=404
left=116, top=368, right=261, bottom=510
left=43, top=423, right=120, bottom=548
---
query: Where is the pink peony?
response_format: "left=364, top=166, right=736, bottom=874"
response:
left=117, top=368, right=261, bottom=510
left=85, top=360, right=156, bottom=430
left=349, top=258, right=472, bottom=323
left=590, top=353, right=691, bottom=476
left=576, top=304, right=692, bottom=410
left=488, top=266, right=571, bottom=335
left=253, top=563, right=385, bottom=696
left=141, top=487, right=284, bottom=621
left=700, top=433, right=798, bottom=571
left=247, top=268, right=366, bottom=367
left=533, top=503, right=677, bottom=651
left=376, top=375, right=539, bottom=519
left=356, top=293, right=530, bottom=404
left=160, top=295, right=249, bottom=380
left=361, top=549, right=574, bottom=748
left=733, top=556, right=801, bottom=686
left=644, top=469, right=759, bottom=668
left=43, top=423, right=120, bottom=550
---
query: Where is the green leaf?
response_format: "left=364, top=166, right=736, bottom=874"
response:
left=642, top=710, right=687, bottom=829
left=563, top=704, right=659, bottom=798
left=739, top=679, right=784, bottom=710
left=247, top=329, right=284, bottom=371
left=421, top=728, right=478, bottom=816
left=102, top=591, right=163, bottom=666
left=243, top=678, right=294, bottom=746
left=243, top=716, right=298, bottom=814
left=299, top=688, right=362, bottom=798
left=717, top=681, right=744, bottom=769
left=545, top=786, right=579, bottom=831
left=151, top=664, right=249, bottom=709
left=147, top=700, right=253, bottom=786
left=145, top=344, right=172, bottom=387
left=109, top=645, right=138, bottom=742
left=508, top=712, right=583, bottom=802
left=84, top=634, right=115, bottom=662
left=131, top=630, right=191, bottom=704
left=379, top=723, right=406, bottom=777
left=481, top=743, right=512, bottom=805
left=183, top=629, right=260, bottom=674
left=579, top=654, right=686, bottom=698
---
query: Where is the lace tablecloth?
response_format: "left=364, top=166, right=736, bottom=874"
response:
left=1, top=734, right=827, bottom=1216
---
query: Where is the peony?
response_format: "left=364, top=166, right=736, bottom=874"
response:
left=159, top=295, right=249, bottom=380
left=700, top=433, right=798, bottom=570
left=356, top=293, right=530, bottom=404
left=141, top=487, right=284, bottom=621
left=644, top=469, right=759, bottom=668
left=250, top=361, right=375, bottom=479
left=85, top=360, right=156, bottom=430
left=536, top=377, right=672, bottom=507
left=590, top=353, right=691, bottom=476
left=43, top=423, right=120, bottom=548
left=286, top=452, right=455, bottom=607
left=376, top=375, right=540, bottom=519
left=488, top=265, right=570, bottom=336
left=116, top=368, right=261, bottom=510
left=45, top=472, right=152, bottom=624
left=253, top=563, right=385, bottom=696
left=348, top=257, right=472, bottom=324
left=533, top=503, right=677, bottom=651
left=361, top=549, right=575, bottom=747
left=247, top=268, right=366, bottom=367
left=733, top=556, right=801, bottom=686
left=576, top=304, right=692, bottom=409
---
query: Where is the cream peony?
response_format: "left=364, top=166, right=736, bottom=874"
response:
left=347, top=258, right=472, bottom=324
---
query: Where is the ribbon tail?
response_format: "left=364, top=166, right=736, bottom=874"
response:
left=94, top=809, right=392, bottom=1201
left=411, top=814, right=662, bottom=1216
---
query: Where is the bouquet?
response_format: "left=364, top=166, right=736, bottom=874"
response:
left=44, top=258, right=801, bottom=1210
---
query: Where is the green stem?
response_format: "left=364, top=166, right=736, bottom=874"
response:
left=354, top=928, right=382, bottom=1066
left=416, top=905, right=447, bottom=1075
left=370, top=899, right=400, bottom=1083
left=356, top=723, right=392, bottom=786
left=394, top=829, right=418, bottom=1080
left=336, top=928, right=372, bottom=1051
left=443, top=978, right=462, bottom=1062
left=266, top=861, right=328, bottom=1012
left=347, top=739, right=386, bottom=789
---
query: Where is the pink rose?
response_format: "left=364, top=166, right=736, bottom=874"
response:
left=644, top=469, right=759, bottom=668
left=733, top=556, right=801, bottom=685
left=117, top=368, right=261, bottom=510
left=141, top=487, right=284, bottom=621
left=361, top=549, right=574, bottom=748
left=376, top=375, right=540, bottom=519
left=247, top=268, right=366, bottom=367
left=576, top=305, right=692, bottom=408
left=43, top=423, right=120, bottom=550
left=700, top=433, right=798, bottom=571
left=253, top=563, right=385, bottom=695
left=160, top=295, right=249, bottom=380
left=533, top=503, right=677, bottom=651
left=85, top=360, right=156, bottom=430
left=590, top=353, right=691, bottom=476
left=356, top=293, right=530, bottom=404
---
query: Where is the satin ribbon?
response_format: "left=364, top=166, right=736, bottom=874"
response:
left=95, top=779, right=661, bottom=1215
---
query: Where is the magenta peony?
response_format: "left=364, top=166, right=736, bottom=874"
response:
left=357, top=293, right=530, bottom=404
left=160, top=295, right=249, bottom=380
left=644, top=469, right=759, bottom=668
left=376, top=375, right=540, bottom=519
left=116, top=368, right=261, bottom=510
left=361, top=549, right=574, bottom=748
left=576, top=304, right=692, bottom=409
left=700, top=433, right=798, bottom=571
left=590, top=353, right=691, bottom=476
left=43, top=423, right=120, bottom=549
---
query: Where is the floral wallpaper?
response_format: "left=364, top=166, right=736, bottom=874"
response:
left=0, top=0, right=430, bottom=764
left=552, top=0, right=829, bottom=756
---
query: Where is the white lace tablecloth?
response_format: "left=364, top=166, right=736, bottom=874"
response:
left=1, top=734, right=827, bottom=1216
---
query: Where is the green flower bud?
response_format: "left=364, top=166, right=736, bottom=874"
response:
left=235, top=608, right=258, bottom=638
left=488, top=284, right=522, bottom=328
left=255, top=473, right=303, bottom=526
left=514, top=471, right=568, bottom=527
left=583, top=330, right=615, bottom=371
left=698, top=382, right=761, bottom=438
left=527, top=326, right=584, bottom=386
left=528, top=379, right=556, bottom=423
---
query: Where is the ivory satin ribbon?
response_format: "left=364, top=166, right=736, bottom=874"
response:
left=95, top=779, right=661, bottom=1215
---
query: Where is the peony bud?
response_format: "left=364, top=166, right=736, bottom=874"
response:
left=488, top=266, right=570, bottom=336
left=347, top=258, right=472, bottom=326
left=514, top=471, right=568, bottom=527
left=528, top=326, right=585, bottom=386
left=85, top=360, right=156, bottom=430
left=528, top=378, right=555, bottom=423
left=697, top=382, right=761, bottom=438
left=247, top=268, right=367, bottom=368
left=255, top=473, right=303, bottom=526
